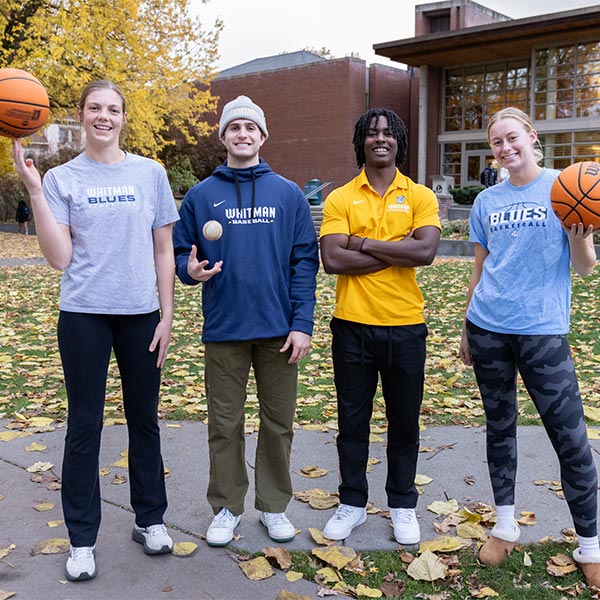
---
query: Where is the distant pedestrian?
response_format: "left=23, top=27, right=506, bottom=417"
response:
left=15, top=199, right=30, bottom=234
left=459, top=107, right=599, bottom=587
left=480, top=161, right=497, bottom=188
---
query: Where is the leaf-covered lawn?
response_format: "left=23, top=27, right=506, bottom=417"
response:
left=1, top=232, right=599, bottom=429
left=2, top=232, right=600, bottom=598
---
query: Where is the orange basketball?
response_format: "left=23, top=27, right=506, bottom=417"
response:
left=0, top=67, right=50, bottom=139
left=550, top=161, right=600, bottom=229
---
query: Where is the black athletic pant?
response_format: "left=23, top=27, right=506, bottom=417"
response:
left=331, top=317, right=427, bottom=509
left=58, top=311, right=168, bottom=547
left=466, top=319, right=598, bottom=537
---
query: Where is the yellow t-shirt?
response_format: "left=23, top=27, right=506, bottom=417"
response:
left=320, top=169, right=441, bottom=326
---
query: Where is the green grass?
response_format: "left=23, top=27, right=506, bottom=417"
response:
left=1, top=258, right=599, bottom=430
left=288, top=541, right=589, bottom=599
left=2, top=244, right=600, bottom=597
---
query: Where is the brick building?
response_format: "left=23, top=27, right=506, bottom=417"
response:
left=211, top=52, right=416, bottom=199
left=212, top=0, right=599, bottom=204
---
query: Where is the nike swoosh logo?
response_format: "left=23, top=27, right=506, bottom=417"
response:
left=213, top=201, right=226, bottom=207
left=353, top=200, right=365, bottom=205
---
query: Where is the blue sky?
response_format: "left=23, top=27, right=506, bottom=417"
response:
left=194, top=0, right=599, bottom=71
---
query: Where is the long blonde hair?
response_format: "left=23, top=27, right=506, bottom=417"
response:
left=487, top=107, right=543, bottom=164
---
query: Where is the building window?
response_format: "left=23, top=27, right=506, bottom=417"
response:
left=442, top=143, right=462, bottom=182
left=441, top=45, right=599, bottom=187
left=444, top=61, right=529, bottom=132
left=534, top=41, right=600, bottom=120
left=429, top=14, right=450, bottom=33
left=540, top=130, right=600, bottom=168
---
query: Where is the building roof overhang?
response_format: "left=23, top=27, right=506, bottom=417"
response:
left=373, top=7, right=600, bottom=68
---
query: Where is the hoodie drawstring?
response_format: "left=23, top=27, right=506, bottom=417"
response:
left=232, top=169, right=256, bottom=215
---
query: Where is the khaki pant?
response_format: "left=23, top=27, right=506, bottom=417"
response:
left=205, top=337, right=298, bottom=515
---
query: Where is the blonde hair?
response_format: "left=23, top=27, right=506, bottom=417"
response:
left=77, top=80, right=126, bottom=113
left=487, top=107, right=543, bottom=164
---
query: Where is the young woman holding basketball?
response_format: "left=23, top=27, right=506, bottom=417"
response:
left=12, top=80, right=179, bottom=582
left=459, top=107, right=599, bottom=586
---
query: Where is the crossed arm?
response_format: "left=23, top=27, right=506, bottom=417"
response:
left=320, top=225, right=441, bottom=275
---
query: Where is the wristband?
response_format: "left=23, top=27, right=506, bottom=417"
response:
left=359, top=237, right=367, bottom=252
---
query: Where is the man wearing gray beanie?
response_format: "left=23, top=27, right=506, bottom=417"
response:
left=174, top=96, right=319, bottom=547
left=218, top=95, right=268, bottom=139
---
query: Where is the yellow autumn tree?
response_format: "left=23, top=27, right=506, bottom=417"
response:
left=0, top=0, right=222, bottom=157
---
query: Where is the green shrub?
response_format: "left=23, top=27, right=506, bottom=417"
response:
left=450, top=185, right=484, bottom=205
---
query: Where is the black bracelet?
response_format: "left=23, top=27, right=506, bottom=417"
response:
left=359, top=237, right=367, bottom=252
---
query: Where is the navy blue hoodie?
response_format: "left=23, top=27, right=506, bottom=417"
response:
left=174, top=159, right=319, bottom=343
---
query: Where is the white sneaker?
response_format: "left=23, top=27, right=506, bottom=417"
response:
left=132, top=523, right=173, bottom=554
left=390, top=508, right=420, bottom=545
left=206, top=508, right=241, bottom=547
left=323, top=504, right=367, bottom=540
left=66, top=545, right=97, bottom=581
left=259, top=512, right=296, bottom=542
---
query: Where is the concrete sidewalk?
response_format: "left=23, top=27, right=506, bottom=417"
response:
left=0, top=419, right=595, bottom=600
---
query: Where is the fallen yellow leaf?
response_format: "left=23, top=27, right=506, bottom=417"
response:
left=456, top=522, right=487, bottom=541
left=31, top=538, right=70, bottom=555
left=518, top=511, right=537, bottom=526
left=312, top=545, right=357, bottom=569
left=25, top=417, right=53, bottom=428
left=24, top=442, right=46, bottom=452
left=355, top=583, right=383, bottom=597
left=414, top=474, right=433, bottom=485
left=172, top=542, right=198, bottom=557
left=239, top=556, right=274, bottom=581
left=296, top=465, right=328, bottom=478
left=406, top=549, right=448, bottom=581
left=0, top=431, right=30, bottom=442
left=315, top=566, right=342, bottom=583
left=47, top=520, right=65, bottom=528
left=308, top=527, right=336, bottom=546
left=276, top=590, right=314, bottom=600
left=473, top=586, right=500, bottom=597
left=0, top=544, right=16, bottom=560
left=26, top=461, right=54, bottom=473
left=419, top=535, right=471, bottom=554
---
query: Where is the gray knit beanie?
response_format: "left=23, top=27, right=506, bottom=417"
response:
left=218, top=95, right=268, bottom=138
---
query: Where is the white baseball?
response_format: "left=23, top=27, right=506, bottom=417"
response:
left=202, top=220, right=223, bottom=241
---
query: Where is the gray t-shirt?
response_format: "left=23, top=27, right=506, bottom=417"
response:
left=43, top=152, right=179, bottom=314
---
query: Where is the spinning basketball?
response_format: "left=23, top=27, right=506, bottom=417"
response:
left=550, top=161, right=600, bottom=229
left=0, top=67, right=50, bottom=139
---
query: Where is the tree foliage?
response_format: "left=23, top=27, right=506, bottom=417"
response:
left=0, top=0, right=223, bottom=157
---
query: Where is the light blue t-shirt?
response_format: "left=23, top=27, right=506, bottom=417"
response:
left=467, top=168, right=572, bottom=334
left=43, top=152, right=179, bottom=314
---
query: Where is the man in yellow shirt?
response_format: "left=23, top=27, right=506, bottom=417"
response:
left=319, top=108, right=441, bottom=545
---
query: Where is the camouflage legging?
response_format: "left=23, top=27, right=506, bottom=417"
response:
left=466, top=320, right=598, bottom=537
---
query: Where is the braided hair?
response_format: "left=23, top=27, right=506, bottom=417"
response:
left=352, top=108, right=408, bottom=169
